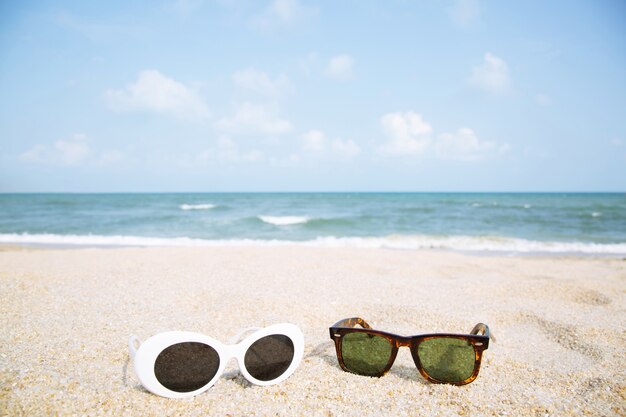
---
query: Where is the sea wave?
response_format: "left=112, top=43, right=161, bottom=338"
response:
left=180, top=204, right=216, bottom=210
left=311, top=235, right=626, bottom=254
left=258, top=216, right=309, bottom=226
left=1, top=233, right=625, bottom=255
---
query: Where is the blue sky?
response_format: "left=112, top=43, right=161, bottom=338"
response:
left=1, top=0, right=625, bottom=192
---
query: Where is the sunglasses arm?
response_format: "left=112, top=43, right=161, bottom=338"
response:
left=228, top=327, right=263, bottom=344
left=330, top=317, right=373, bottom=329
left=470, top=323, right=496, bottom=343
left=128, top=335, right=142, bottom=360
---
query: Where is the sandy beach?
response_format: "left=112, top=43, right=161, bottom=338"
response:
left=0, top=246, right=624, bottom=416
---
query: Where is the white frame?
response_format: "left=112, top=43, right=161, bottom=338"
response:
left=129, top=323, right=304, bottom=398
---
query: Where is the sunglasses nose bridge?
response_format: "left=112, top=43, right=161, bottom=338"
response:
left=222, top=343, right=244, bottom=361
left=395, top=336, right=413, bottom=348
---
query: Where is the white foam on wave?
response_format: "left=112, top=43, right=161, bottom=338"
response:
left=591, top=212, right=602, bottom=217
left=258, top=215, right=309, bottom=226
left=180, top=204, right=216, bottom=210
left=0, top=233, right=265, bottom=247
left=311, top=235, right=626, bottom=254
left=1, top=233, right=625, bottom=255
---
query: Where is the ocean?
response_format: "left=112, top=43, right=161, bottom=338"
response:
left=0, top=193, right=624, bottom=255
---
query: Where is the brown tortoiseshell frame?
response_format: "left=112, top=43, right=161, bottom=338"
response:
left=329, top=317, right=491, bottom=385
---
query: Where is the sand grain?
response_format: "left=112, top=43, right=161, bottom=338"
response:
left=0, top=247, right=624, bottom=416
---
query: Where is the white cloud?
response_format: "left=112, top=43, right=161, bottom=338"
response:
left=216, top=102, right=292, bottom=135
left=268, top=0, right=298, bottom=22
left=267, top=153, right=302, bottom=168
left=300, top=130, right=326, bottom=152
left=97, top=149, right=126, bottom=165
left=331, top=138, right=361, bottom=158
left=300, top=129, right=360, bottom=158
left=254, top=0, right=317, bottom=29
left=54, top=12, right=146, bottom=43
left=379, top=112, right=433, bottom=156
left=233, top=68, right=293, bottom=97
left=448, top=0, right=480, bottom=27
left=611, top=138, right=623, bottom=147
left=377, top=111, right=509, bottom=160
left=20, top=145, right=48, bottom=163
left=104, top=70, right=210, bottom=120
left=172, top=0, right=205, bottom=15
left=19, top=134, right=125, bottom=167
left=535, top=93, right=552, bottom=107
left=198, top=136, right=264, bottom=163
left=219, top=68, right=293, bottom=137
left=325, top=55, right=354, bottom=81
left=21, top=134, right=90, bottom=166
left=468, top=53, right=510, bottom=95
left=435, top=128, right=509, bottom=160
left=55, top=134, right=91, bottom=165
left=299, top=52, right=318, bottom=76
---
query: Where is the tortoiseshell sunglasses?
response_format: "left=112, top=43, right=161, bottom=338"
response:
left=329, top=318, right=493, bottom=385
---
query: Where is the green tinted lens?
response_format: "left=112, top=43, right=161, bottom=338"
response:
left=341, top=332, right=392, bottom=376
left=417, top=338, right=476, bottom=383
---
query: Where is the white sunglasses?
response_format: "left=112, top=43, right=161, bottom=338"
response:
left=129, top=323, right=304, bottom=398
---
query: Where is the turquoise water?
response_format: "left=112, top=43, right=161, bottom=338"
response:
left=0, top=193, right=624, bottom=254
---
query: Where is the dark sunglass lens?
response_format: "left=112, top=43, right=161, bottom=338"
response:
left=417, top=338, right=476, bottom=383
left=154, top=342, right=220, bottom=392
left=244, top=334, right=295, bottom=381
left=341, top=332, right=393, bottom=376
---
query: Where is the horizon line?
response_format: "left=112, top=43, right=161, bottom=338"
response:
left=0, top=190, right=624, bottom=194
